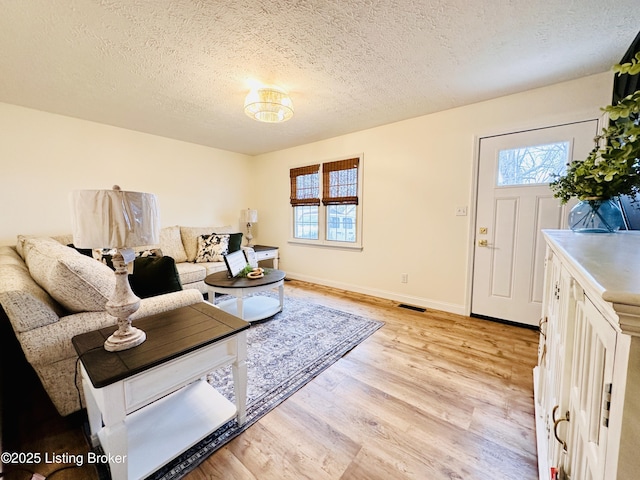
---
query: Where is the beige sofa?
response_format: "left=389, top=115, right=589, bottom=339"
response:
left=0, top=224, right=244, bottom=417
left=159, top=225, right=242, bottom=293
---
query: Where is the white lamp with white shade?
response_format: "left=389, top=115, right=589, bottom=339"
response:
left=69, top=185, right=160, bottom=351
left=242, top=208, right=258, bottom=247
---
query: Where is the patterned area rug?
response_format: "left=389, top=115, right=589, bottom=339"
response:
left=147, top=293, right=384, bottom=480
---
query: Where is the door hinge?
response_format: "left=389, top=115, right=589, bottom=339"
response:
left=602, top=382, right=613, bottom=427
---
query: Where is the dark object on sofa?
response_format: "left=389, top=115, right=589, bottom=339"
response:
left=68, top=244, right=182, bottom=298
left=128, top=256, right=183, bottom=298
left=225, top=232, right=244, bottom=253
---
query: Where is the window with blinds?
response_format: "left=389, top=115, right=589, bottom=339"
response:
left=290, top=164, right=320, bottom=240
left=323, top=158, right=359, bottom=242
left=290, top=164, right=320, bottom=206
left=322, top=158, right=359, bottom=205
left=289, top=156, right=362, bottom=247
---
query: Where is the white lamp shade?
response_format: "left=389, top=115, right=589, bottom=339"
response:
left=70, top=188, right=160, bottom=249
left=242, top=208, right=258, bottom=223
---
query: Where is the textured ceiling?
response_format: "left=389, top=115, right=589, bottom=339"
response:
left=0, top=0, right=638, bottom=155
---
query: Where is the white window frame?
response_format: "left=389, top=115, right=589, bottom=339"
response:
left=288, top=154, right=363, bottom=250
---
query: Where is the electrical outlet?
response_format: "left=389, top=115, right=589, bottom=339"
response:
left=401, top=273, right=408, bottom=283
left=455, top=206, right=467, bottom=216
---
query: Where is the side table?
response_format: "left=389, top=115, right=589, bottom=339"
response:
left=252, top=245, right=279, bottom=269
left=72, top=303, right=250, bottom=480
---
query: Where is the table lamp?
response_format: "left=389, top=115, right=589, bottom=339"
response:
left=242, top=208, right=258, bottom=247
left=70, top=185, right=160, bottom=351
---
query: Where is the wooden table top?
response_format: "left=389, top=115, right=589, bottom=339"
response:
left=205, top=268, right=286, bottom=289
left=72, top=302, right=250, bottom=388
left=252, top=245, right=278, bottom=252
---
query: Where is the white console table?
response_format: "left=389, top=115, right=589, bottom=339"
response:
left=535, top=230, right=640, bottom=480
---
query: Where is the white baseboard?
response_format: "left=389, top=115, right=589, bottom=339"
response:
left=284, top=271, right=466, bottom=316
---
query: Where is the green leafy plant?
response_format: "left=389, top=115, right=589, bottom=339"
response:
left=550, top=53, right=640, bottom=203
left=238, top=264, right=254, bottom=277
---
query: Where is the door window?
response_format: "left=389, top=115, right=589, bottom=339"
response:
left=497, top=141, right=570, bottom=186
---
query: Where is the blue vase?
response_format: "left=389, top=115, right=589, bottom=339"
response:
left=568, top=198, right=625, bottom=233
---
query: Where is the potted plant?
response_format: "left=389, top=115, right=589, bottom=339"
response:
left=550, top=53, right=640, bottom=232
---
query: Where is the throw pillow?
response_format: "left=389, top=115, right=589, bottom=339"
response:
left=180, top=225, right=234, bottom=262
left=24, top=238, right=114, bottom=313
left=220, top=232, right=243, bottom=253
left=159, top=226, right=188, bottom=263
left=67, top=244, right=94, bottom=258
left=81, top=247, right=162, bottom=270
left=136, top=248, right=162, bottom=258
left=195, top=234, right=229, bottom=263
left=128, top=256, right=182, bottom=299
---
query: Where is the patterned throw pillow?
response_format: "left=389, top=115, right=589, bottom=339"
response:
left=195, top=234, right=230, bottom=263
left=180, top=225, right=234, bottom=262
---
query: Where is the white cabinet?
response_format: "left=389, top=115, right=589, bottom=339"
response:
left=535, top=251, right=579, bottom=478
left=566, top=294, right=615, bottom=479
left=535, top=230, right=640, bottom=480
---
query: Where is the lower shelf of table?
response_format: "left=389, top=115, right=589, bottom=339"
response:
left=217, top=295, right=282, bottom=322
left=99, top=380, right=236, bottom=480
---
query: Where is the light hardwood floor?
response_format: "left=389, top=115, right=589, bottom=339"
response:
left=3, top=280, right=540, bottom=480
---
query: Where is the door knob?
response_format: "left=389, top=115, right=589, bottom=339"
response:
left=478, top=239, right=488, bottom=247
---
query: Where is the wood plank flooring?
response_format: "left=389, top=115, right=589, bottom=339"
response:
left=2, top=280, right=540, bottom=480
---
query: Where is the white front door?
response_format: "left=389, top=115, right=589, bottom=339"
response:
left=471, top=121, right=599, bottom=326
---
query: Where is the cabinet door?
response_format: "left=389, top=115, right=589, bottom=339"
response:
left=535, top=250, right=578, bottom=477
left=535, top=249, right=559, bottom=474
left=566, top=295, right=616, bottom=480
left=545, top=262, right=578, bottom=470
left=536, top=250, right=561, bottom=409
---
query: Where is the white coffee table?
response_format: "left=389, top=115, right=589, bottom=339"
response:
left=205, top=269, right=286, bottom=322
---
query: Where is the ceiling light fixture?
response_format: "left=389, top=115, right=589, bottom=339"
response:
left=244, top=87, right=294, bottom=123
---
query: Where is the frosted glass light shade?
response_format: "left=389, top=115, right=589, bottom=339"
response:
left=70, top=186, right=160, bottom=249
left=244, top=88, right=293, bottom=123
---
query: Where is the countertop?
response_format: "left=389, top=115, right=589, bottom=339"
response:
left=543, top=229, right=640, bottom=308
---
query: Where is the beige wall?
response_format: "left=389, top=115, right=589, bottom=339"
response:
left=251, top=72, right=614, bottom=314
left=0, top=72, right=614, bottom=315
left=0, top=103, right=252, bottom=246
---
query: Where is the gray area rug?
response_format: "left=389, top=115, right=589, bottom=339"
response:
left=146, top=293, right=384, bottom=480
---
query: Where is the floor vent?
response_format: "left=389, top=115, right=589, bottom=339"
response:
left=398, top=303, right=426, bottom=313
